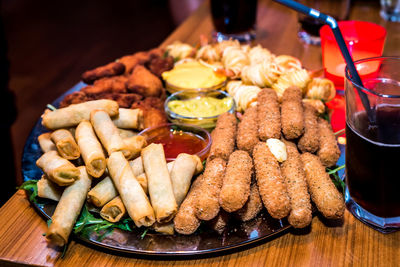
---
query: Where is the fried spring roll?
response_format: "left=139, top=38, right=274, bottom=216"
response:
left=129, top=157, right=144, bottom=176
left=153, top=222, right=174, bottom=235
left=123, top=135, right=147, bottom=160
left=90, top=110, right=130, bottom=158
left=169, top=153, right=201, bottom=206
left=100, top=196, right=126, bottom=223
left=50, top=129, right=80, bottom=160
left=281, top=86, right=304, bottom=140
left=112, top=108, right=144, bottom=130
left=118, top=128, right=138, bottom=139
left=257, top=89, right=281, bottom=140
left=317, top=118, right=341, bottom=167
left=174, top=175, right=204, bottom=235
left=237, top=106, right=259, bottom=154
left=220, top=150, right=252, bottom=212
left=301, top=153, right=345, bottom=219
left=108, top=152, right=155, bottom=227
left=38, top=133, right=56, bottom=153
left=37, top=175, right=63, bottom=201
left=36, top=151, right=80, bottom=186
left=236, top=181, right=263, bottom=222
left=281, top=140, right=312, bottom=228
left=75, top=120, right=106, bottom=178
left=253, top=142, right=291, bottom=219
left=46, top=166, right=92, bottom=246
left=141, top=144, right=177, bottom=223
left=87, top=176, right=118, bottom=207
left=298, top=103, right=319, bottom=153
left=42, top=99, right=119, bottom=130
left=208, top=112, right=237, bottom=161
left=195, top=158, right=226, bottom=221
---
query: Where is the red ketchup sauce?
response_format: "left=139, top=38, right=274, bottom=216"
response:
left=146, top=128, right=208, bottom=161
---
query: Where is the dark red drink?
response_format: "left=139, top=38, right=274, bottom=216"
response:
left=210, top=0, right=257, bottom=34
left=345, top=105, right=400, bottom=218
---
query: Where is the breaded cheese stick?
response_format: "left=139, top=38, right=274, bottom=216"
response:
left=174, top=175, right=204, bottom=235
left=301, top=152, right=345, bottom=219
left=208, top=112, right=237, bottom=161
left=75, top=120, right=106, bottom=178
left=281, top=86, right=304, bottom=140
left=298, top=103, right=319, bottom=153
left=195, top=158, right=226, bottom=221
left=36, top=151, right=80, bottom=186
left=219, top=150, right=252, bottom=212
left=46, top=166, right=92, bottom=246
left=207, top=210, right=229, bottom=234
left=257, top=89, right=281, bottom=141
left=51, top=129, right=80, bottom=160
left=236, top=181, right=263, bottom=222
left=112, top=108, right=144, bottom=130
left=38, top=133, right=56, bottom=153
left=317, top=118, right=341, bottom=167
left=236, top=106, right=259, bottom=154
left=253, top=142, right=291, bottom=219
left=42, top=99, right=119, bottom=130
left=281, top=140, right=312, bottom=228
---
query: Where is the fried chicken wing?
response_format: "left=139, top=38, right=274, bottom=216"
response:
left=81, top=62, right=125, bottom=84
left=126, top=65, right=163, bottom=97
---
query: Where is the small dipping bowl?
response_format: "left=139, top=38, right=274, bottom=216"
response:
left=138, top=123, right=211, bottom=162
left=165, top=89, right=235, bottom=130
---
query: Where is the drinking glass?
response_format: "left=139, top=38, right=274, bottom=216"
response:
left=345, top=56, right=400, bottom=233
left=320, top=21, right=387, bottom=90
left=380, top=0, right=400, bottom=22
left=210, top=0, right=258, bottom=42
left=297, top=0, right=350, bottom=45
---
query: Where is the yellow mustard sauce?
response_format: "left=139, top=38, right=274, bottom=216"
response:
left=162, top=61, right=226, bottom=89
left=168, top=97, right=233, bottom=117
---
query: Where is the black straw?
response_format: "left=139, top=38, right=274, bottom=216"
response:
left=273, top=0, right=375, bottom=124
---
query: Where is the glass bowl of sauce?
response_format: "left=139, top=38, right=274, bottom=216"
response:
left=165, top=89, right=235, bottom=130
left=138, top=123, right=211, bottom=162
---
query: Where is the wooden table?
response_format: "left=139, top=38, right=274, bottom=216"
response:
left=1, top=0, right=399, bottom=266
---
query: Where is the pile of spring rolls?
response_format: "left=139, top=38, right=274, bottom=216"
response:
left=174, top=86, right=345, bottom=235
left=36, top=99, right=203, bottom=246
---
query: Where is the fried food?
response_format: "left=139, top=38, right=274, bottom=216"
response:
left=208, top=112, right=237, bottom=161
left=257, top=89, right=281, bottom=141
left=300, top=152, right=345, bottom=219
left=146, top=55, right=174, bottom=78
left=82, top=76, right=128, bottom=95
left=131, top=96, right=165, bottom=111
left=59, top=91, right=88, bottom=108
left=37, top=175, right=63, bottom=201
left=281, top=140, right=312, bottom=228
left=317, top=118, right=341, bottom=167
left=140, top=107, right=168, bottom=129
left=281, top=86, right=304, bottom=140
left=81, top=62, right=125, bottom=84
left=100, top=196, right=126, bottom=223
left=253, top=142, right=291, bottom=219
left=119, top=51, right=149, bottom=74
left=94, top=92, right=143, bottom=108
left=174, top=175, right=204, bottom=235
left=38, top=132, right=56, bottom=153
left=112, top=108, right=144, bottom=130
left=236, top=181, right=263, bottom=222
left=195, top=158, right=226, bottom=221
left=126, top=65, right=163, bottom=97
left=207, top=210, right=229, bottom=234
left=236, top=106, right=259, bottom=154
left=87, top=176, right=118, bottom=207
left=51, top=129, right=80, bottom=160
left=298, top=103, right=319, bottom=153
left=220, top=150, right=252, bottom=212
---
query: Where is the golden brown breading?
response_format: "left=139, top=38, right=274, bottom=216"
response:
left=59, top=91, right=89, bottom=108
left=208, top=112, right=237, bottom=161
left=300, top=152, right=345, bottom=219
left=219, top=150, right=253, bottom=212
left=298, top=103, right=319, bottom=153
left=130, top=97, right=165, bottom=111
left=281, top=140, right=312, bottom=228
left=281, top=86, right=304, bottom=139
left=95, top=93, right=143, bottom=108
left=119, top=51, right=149, bottom=74
left=81, top=62, right=125, bottom=84
left=82, top=76, right=128, bottom=96
left=317, top=118, right=341, bottom=167
left=237, top=106, right=259, bottom=154
left=236, top=181, right=263, bottom=222
left=257, top=89, right=281, bottom=141
left=141, top=107, right=168, bottom=129
left=207, top=210, right=230, bottom=234
left=195, top=158, right=226, bottom=221
left=174, top=175, right=204, bottom=235
left=126, top=65, right=163, bottom=97
left=146, top=56, right=174, bottom=78
left=253, top=142, right=291, bottom=219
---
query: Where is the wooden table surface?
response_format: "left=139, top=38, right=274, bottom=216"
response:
left=1, top=0, right=400, bottom=266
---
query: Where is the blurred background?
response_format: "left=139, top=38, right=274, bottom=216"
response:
left=0, top=0, right=204, bottom=205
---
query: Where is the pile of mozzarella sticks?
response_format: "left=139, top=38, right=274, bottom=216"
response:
left=35, top=99, right=202, bottom=246
left=174, top=86, right=345, bottom=234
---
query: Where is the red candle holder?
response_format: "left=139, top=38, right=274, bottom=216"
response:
left=320, top=21, right=387, bottom=90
